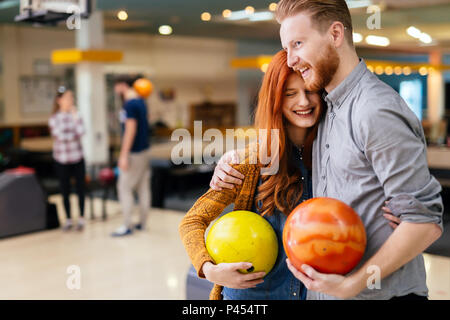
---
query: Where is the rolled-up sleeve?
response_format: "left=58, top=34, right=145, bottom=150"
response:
left=359, top=96, right=444, bottom=231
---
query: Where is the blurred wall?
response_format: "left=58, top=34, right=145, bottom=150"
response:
left=236, top=40, right=280, bottom=126
left=0, top=24, right=238, bottom=128
left=0, top=25, right=73, bottom=125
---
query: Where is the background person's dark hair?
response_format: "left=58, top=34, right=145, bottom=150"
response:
left=114, top=74, right=143, bottom=88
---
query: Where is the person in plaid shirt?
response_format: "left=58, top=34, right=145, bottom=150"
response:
left=48, top=86, right=86, bottom=231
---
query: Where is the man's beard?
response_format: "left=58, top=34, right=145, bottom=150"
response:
left=303, top=44, right=340, bottom=92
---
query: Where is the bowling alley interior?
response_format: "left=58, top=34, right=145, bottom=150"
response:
left=0, top=0, right=450, bottom=301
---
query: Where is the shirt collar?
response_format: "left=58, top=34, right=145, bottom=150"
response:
left=322, top=58, right=368, bottom=110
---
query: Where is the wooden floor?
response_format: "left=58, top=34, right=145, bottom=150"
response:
left=0, top=194, right=448, bottom=300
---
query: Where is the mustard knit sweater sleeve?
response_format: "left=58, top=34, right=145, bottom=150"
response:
left=178, top=162, right=260, bottom=300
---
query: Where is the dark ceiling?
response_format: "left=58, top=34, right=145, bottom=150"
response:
left=1, top=0, right=450, bottom=51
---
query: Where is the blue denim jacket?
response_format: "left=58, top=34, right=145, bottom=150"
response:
left=223, top=146, right=312, bottom=300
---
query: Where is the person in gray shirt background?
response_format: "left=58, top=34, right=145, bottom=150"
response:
left=210, top=0, right=443, bottom=300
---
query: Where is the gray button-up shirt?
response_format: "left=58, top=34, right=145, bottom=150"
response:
left=310, top=59, right=444, bottom=300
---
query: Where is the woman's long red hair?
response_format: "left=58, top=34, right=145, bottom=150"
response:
left=254, top=50, right=322, bottom=217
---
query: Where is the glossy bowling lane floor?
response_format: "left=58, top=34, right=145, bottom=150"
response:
left=0, top=194, right=448, bottom=300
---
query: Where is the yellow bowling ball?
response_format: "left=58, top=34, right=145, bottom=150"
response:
left=206, top=210, right=278, bottom=275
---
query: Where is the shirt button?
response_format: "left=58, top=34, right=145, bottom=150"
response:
left=301, top=177, right=305, bottom=180
left=322, top=175, right=326, bottom=180
left=325, top=144, right=329, bottom=149
left=293, top=292, right=297, bottom=296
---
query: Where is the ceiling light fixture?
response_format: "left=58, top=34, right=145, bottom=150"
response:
left=245, top=6, right=255, bottom=15
left=225, top=10, right=274, bottom=22
left=365, top=35, right=390, bottom=47
left=201, top=12, right=211, bottom=21
left=419, top=33, right=432, bottom=44
left=269, top=3, right=277, bottom=11
left=222, top=9, right=232, bottom=18
left=407, top=26, right=422, bottom=38
left=159, top=25, right=173, bottom=35
left=403, top=66, right=411, bottom=76
left=352, top=32, right=363, bottom=43
left=385, top=66, right=393, bottom=75
left=406, top=26, right=433, bottom=44
left=249, top=12, right=274, bottom=22
left=117, top=10, right=128, bottom=21
left=375, top=66, right=384, bottom=75
left=419, top=67, right=428, bottom=76
left=346, top=0, right=373, bottom=9
left=260, top=63, right=269, bottom=73
left=226, top=10, right=249, bottom=21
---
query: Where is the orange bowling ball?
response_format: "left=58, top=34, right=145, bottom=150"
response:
left=133, top=78, right=153, bottom=98
left=283, top=197, right=366, bottom=275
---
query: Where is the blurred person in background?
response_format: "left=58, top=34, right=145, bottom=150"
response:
left=111, top=75, right=151, bottom=237
left=48, top=86, right=86, bottom=231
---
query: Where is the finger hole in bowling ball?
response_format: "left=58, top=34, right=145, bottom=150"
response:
left=247, top=266, right=254, bottom=272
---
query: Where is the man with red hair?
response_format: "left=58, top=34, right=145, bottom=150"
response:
left=211, top=0, right=443, bottom=300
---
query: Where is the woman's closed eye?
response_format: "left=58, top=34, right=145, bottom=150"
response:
left=285, top=90, right=297, bottom=97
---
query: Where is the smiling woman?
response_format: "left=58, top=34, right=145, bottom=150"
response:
left=281, top=73, right=322, bottom=131
left=179, top=50, right=325, bottom=300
